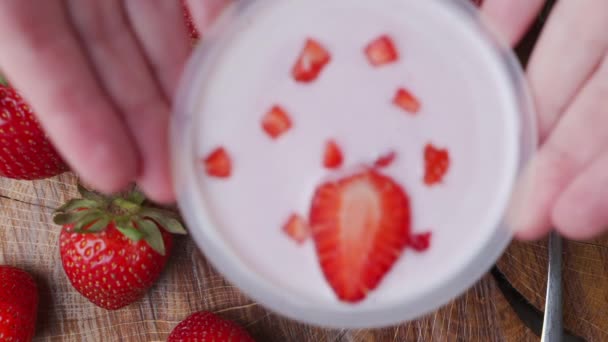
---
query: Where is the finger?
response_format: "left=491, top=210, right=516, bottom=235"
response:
left=526, top=0, right=608, bottom=140
left=68, top=0, right=173, bottom=202
left=480, top=0, right=545, bottom=46
left=0, top=1, right=138, bottom=193
left=553, top=152, right=608, bottom=240
left=186, top=0, right=232, bottom=34
left=551, top=56, right=608, bottom=240
left=508, top=55, right=608, bottom=240
left=125, top=0, right=191, bottom=99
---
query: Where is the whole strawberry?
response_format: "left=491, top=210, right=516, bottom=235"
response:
left=168, top=311, right=255, bottom=342
left=53, top=185, right=187, bottom=310
left=0, top=75, right=67, bottom=180
left=0, top=266, right=39, bottom=342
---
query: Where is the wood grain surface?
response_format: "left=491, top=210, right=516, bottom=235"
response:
left=0, top=174, right=541, bottom=341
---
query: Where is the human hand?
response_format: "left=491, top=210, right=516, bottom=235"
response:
left=0, top=0, right=229, bottom=203
left=481, top=0, right=608, bottom=240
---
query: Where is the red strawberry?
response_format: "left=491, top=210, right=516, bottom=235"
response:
left=323, top=140, right=343, bottom=169
left=0, top=266, right=38, bottom=342
left=181, top=0, right=200, bottom=43
left=309, top=169, right=411, bottom=302
left=262, top=105, right=292, bottom=139
left=374, top=151, right=396, bottom=168
left=365, top=35, right=399, bottom=67
left=283, top=214, right=310, bottom=244
left=292, top=38, right=331, bottom=83
left=204, top=147, right=232, bottom=178
left=0, top=76, right=67, bottom=180
left=168, top=311, right=255, bottom=342
left=53, top=186, right=187, bottom=310
left=424, top=143, right=450, bottom=185
left=393, top=88, right=421, bottom=114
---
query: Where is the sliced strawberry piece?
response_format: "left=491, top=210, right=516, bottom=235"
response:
left=323, top=140, right=343, bottom=169
left=374, top=151, right=396, bottom=168
left=424, top=143, right=450, bottom=185
left=393, top=88, right=421, bottom=114
left=365, top=35, right=399, bottom=67
left=262, top=106, right=292, bottom=139
left=204, top=147, right=231, bottom=178
left=283, top=214, right=310, bottom=244
left=309, top=169, right=411, bottom=302
left=292, top=38, right=331, bottom=83
left=409, top=232, right=432, bottom=252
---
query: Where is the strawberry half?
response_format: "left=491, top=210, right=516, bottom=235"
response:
left=424, top=143, right=450, bottom=185
left=393, top=88, right=421, bottom=114
left=309, top=169, right=411, bottom=302
left=204, top=147, right=232, bottom=178
left=292, top=38, right=331, bottom=83
left=262, top=105, right=292, bottom=139
left=168, top=311, right=255, bottom=342
left=0, top=266, right=38, bottom=342
left=0, top=76, right=68, bottom=180
left=323, top=140, right=343, bottom=169
left=53, top=185, right=187, bottom=310
left=283, top=214, right=310, bottom=244
left=365, top=35, right=399, bottom=67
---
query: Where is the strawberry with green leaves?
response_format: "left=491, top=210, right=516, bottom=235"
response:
left=0, top=75, right=67, bottom=180
left=0, top=266, right=39, bottom=342
left=53, top=185, right=187, bottom=310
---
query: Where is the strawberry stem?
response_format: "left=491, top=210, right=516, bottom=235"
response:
left=0, top=73, right=7, bottom=87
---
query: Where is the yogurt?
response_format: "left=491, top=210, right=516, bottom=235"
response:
left=172, top=0, right=536, bottom=328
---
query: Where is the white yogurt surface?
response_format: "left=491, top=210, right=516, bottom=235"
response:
left=190, top=0, right=520, bottom=310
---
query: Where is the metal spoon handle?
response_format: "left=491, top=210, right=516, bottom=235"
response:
left=541, top=231, right=563, bottom=342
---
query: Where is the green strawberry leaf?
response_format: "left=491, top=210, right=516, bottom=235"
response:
left=72, top=211, right=105, bottom=232
left=140, top=209, right=187, bottom=235
left=0, top=74, right=7, bottom=87
left=138, top=219, right=166, bottom=256
left=85, top=216, right=111, bottom=233
left=53, top=209, right=95, bottom=226
left=77, top=184, right=107, bottom=203
left=126, top=189, right=146, bottom=206
left=115, top=218, right=145, bottom=242
left=113, top=198, right=141, bottom=213
left=54, top=199, right=99, bottom=214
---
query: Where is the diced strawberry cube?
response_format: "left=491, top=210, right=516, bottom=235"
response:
left=204, top=147, right=232, bottom=178
left=283, top=214, right=310, bottom=244
left=424, top=144, right=450, bottom=185
left=374, top=151, right=396, bottom=168
left=323, top=140, right=343, bottom=169
left=393, top=88, right=421, bottom=114
left=292, top=38, right=331, bottom=83
left=365, top=35, right=399, bottom=67
left=262, top=106, right=292, bottom=139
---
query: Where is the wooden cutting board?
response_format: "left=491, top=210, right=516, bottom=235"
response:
left=0, top=173, right=541, bottom=341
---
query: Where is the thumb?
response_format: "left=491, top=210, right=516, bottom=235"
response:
left=480, top=0, right=546, bottom=46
